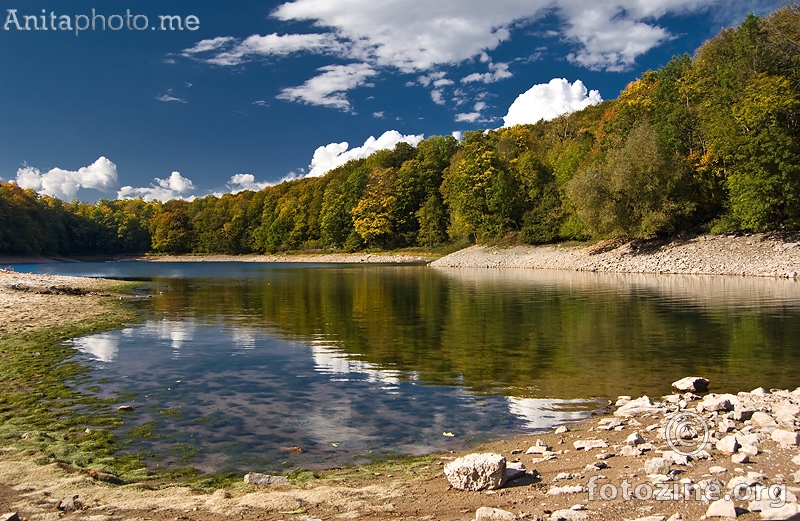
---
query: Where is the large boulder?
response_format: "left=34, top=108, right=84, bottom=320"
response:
left=444, top=453, right=507, bottom=491
left=672, top=377, right=709, bottom=393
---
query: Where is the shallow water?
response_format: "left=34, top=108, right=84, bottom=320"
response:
left=13, top=262, right=800, bottom=473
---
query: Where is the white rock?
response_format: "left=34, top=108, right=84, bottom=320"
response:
left=716, top=434, right=740, bottom=454
left=555, top=426, right=570, bottom=434
left=573, top=439, right=608, bottom=451
left=699, top=394, right=736, bottom=413
left=626, top=432, right=646, bottom=446
left=662, top=450, right=689, bottom=466
left=644, top=457, right=671, bottom=476
left=672, top=377, right=709, bottom=393
left=476, top=507, right=517, bottom=521
left=759, top=503, right=800, bottom=520
left=709, top=466, right=728, bottom=474
left=727, top=473, right=763, bottom=489
left=621, top=445, right=643, bottom=457
left=752, top=387, right=769, bottom=396
left=718, top=419, right=736, bottom=433
left=705, top=498, right=737, bottom=518
left=547, top=485, right=586, bottom=495
left=631, top=517, right=666, bottom=521
left=772, top=429, right=800, bottom=447
left=615, top=396, right=633, bottom=406
left=666, top=515, right=683, bottom=521
left=527, top=444, right=551, bottom=454
left=549, top=509, right=588, bottom=521
left=792, top=454, right=800, bottom=465
left=739, top=444, right=760, bottom=457
left=748, top=484, right=799, bottom=513
left=752, top=411, right=779, bottom=429
left=734, top=408, right=756, bottom=421
left=732, top=453, right=750, bottom=464
left=615, top=396, right=663, bottom=417
left=444, top=453, right=507, bottom=491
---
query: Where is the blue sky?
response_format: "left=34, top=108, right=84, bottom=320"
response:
left=0, top=0, right=784, bottom=202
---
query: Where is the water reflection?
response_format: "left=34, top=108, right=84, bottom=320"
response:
left=26, top=262, right=800, bottom=473
left=74, top=317, right=595, bottom=473
left=73, top=332, right=119, bottom=363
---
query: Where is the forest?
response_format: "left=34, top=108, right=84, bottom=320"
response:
left=1, top=6, right=798, bottom=256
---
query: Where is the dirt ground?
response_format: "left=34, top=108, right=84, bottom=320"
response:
left=1, top=268, right=799, bottom=521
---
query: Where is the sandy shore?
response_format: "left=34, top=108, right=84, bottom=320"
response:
left=431, top=233, right=800, bottom=279
left=0, top=270, right=134, bottom=335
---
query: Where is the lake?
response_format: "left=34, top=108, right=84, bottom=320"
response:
left=12, top=262, right=800, bottom=474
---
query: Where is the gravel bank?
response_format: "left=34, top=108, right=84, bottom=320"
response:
left=431, top=233, right=800, bottom=278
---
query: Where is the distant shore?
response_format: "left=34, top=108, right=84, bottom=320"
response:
left=3, top=231, right=800, bottom=279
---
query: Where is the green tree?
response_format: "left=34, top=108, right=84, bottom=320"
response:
left=568, top=124, right=693, bottom=238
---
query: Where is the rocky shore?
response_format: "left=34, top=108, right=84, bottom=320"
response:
left=431, top=233, right=800, bottom=279
left=2, top=375, right=799, bottom=521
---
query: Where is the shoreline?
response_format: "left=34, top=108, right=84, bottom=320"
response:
left=431, top=232, right=800, bottom=279
left=3, top=231, right=799, bottom=280
left=1, top=270, right=799, bottom=520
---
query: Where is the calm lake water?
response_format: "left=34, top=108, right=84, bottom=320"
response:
left=12, top=262, right=800, bottom=474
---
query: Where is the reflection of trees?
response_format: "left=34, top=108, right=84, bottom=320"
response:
left=147, top=268, right=800, bottom=399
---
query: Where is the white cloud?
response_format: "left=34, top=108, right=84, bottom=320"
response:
left=503, top=78, right=602, bottom=127
left=373, top=111, right=385, bottom=118
left=430, top=90, right=445, bottom=105
left=184, top=33, right=345, bottom=66
left=253, top=100, right=269, bottom=107
left=455, top=112, right=481, bottom=123
left=455, top=101, right=489, bottom=123
left=117, top=171, right=196, bottom=202
left=15, top=157, right=119, bottom=201
left=227, top=173, right=269, bottom=193
left=461, top=62, right=513, bottom=84
left=186, top=0, right=723, bottom=109
left=182, top=36, right=236, bottom=56
left=307, top=130, right=424, bottom=177
left=156, top=89, right=188, bottom=103
left=271, top=0, right=542, bottom=73
left=277, top=63, right=378, bottom=111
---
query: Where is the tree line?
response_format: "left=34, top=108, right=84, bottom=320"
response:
left=2, top=5, right=798, bottom=256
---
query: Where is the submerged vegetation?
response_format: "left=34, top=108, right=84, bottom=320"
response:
left=2, top=6, right=799, bottom=257
left=0, top=299, right=150, bottom=481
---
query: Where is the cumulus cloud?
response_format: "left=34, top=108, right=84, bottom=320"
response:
left=15, top=157, right=119, bottom=201
left=117, top=171, right=196, bottom=202
left=227, top=173, right=270, bottom=193
left=503, top=78, right=602, bottom=127
left=307, top=130, right=424, bottom=178
left=277, top=63, right=378, bottom=111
